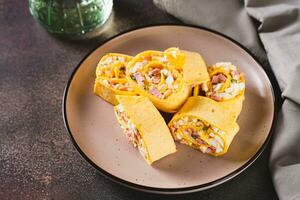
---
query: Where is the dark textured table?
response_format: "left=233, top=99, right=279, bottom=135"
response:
left=0, top=0, right=279, bottom=199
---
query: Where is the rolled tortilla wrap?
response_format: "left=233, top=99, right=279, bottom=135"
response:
left=94, top=53, right=137, bottom=105
left=197, top=62, right=245, bottom=101
left=194, top=62, right=245, bottom=120
left=168, top=96, right=239, bottom=156
left=126, top=50, right=190, bottom=113
left=164, top=48, right=210, bottom=86
left=114, top=95, right=176, bottom=165
left=181, top=50, right=209, bottom=86
left=164, top=47, right=186, bottom=70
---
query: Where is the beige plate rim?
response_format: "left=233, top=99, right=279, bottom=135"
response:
left=62, top=24, right=278, bottom=194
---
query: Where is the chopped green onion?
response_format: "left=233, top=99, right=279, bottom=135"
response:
left=191, top=134, right=198, bottom=140
left=202, top=127, right=208, bottom=131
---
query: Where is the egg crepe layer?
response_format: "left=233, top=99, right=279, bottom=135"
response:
left=114, top=95, right=176, bottom=164
left=94, top=53, right=137, bottom=105
left=169, top=96, right=239, bottom=156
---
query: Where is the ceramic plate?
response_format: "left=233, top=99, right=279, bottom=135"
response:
left=63, top=25, right=276, bottom=194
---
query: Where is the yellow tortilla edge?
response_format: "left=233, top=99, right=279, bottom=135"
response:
left=115, top=95, right=177, bottom=164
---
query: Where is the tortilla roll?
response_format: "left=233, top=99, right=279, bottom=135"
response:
left=114, top=95, right=176, bottom=165
left=94, top=53, right=137, bottom=105
left=164, top=47, right=186, bottom=70
left=202, top=62, right=245, bottom=100
left=180, top=50, right=209, bottom=86
left=168, top=96, right=239, bottom=156
left=126, top=50, right=190, bottom=113
left=164, top=48, right=210, bottom=86
left=194, top=62, right=245, bottom=119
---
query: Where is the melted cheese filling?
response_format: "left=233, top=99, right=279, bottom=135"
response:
left=169, top=116, right=225, bottom=154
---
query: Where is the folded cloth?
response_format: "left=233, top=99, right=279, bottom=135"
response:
left=154, top=0, right=267, bottom=62
left=154, top=0, right=300, bottom=199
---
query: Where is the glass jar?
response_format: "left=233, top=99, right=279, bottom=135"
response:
left=29, top=0, right=113, bottom=36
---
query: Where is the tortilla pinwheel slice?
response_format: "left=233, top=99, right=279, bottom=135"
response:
left=168, top=96, right=239, bottom=156
left=195, top=62, right=245, bottom=101
left=180, top=50, right=209, bottom=86
left=114, top=95, right=177, bottom=165
left=164, top=47, right=186, bottom=70
left=164, top=48, right=210, bottom=86
left=94, top=53, right=137, bottom=105
left=193, top=62, right=245, bottom=120
left=126, top=50, right=190, bottom=113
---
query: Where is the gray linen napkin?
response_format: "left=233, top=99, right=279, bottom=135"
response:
left=154, top=0, right=300, bottom=199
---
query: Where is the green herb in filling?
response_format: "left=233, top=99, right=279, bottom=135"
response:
left=231, top=79, right=237, bottom=83
left=191, top=134, right=199, bottom=140
left=143, top=85, right=149, bottom=90
left=202, top=126, right=208, bottom=131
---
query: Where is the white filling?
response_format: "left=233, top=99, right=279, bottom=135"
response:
left=161, top=69, right=169, bottom=76
left=215, top=62, right=237, bottom=71
left=200, top=146, right=208, bottom=153
left=209, top=82, right=244, bottom=100
left=102, top=79, right=109, bottom=86
left=157, top=56, right=168, bottom=62
left=116, top=105, right=148, bottom=159
left=214, top=135, right=224, bottom=147
left=129, top=60, right=148, bottom=74
left=138, top=139, right=148, bottom=159
left=177, top=119, right=185, bottom=126
left=171, top=51, right=177, bottom=58
left=105, top=57, right=113, bottom=64
left=213, top=82, right=245, bottom=99
left=176, top=134, right=182, bottom=140
left=212, top=83, right=223, bottom=91
left=171, top=117, right=225, bottom=154
left=216, top=146, right=222, bottom=153
left=208, top=63, right=244, bottom=100
left=209, top=139, right=217, bottom=148
left=130, top=62, right=143, bottom=73
left=165, top=75, right=174, bottom=87
left=118, top=105, right=124, bottom=112
left=202, top=83, right=209, bottom=92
